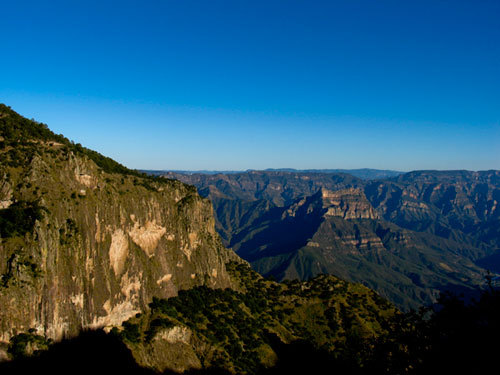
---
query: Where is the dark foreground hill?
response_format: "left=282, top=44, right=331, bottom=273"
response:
left=3, top=264, right=500, bottom=374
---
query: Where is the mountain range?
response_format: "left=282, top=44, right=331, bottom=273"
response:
left=0, top=104, right=403, bottom=373
left=147, top=168, right=403, bottom=180
left=1, top=103, right=499, bottom=373
left=163, top=169, right=500, bottom=310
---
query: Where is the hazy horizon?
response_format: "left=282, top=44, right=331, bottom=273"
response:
left=148, top=168, right=499, bottom=173
left=1, top=1, right=499, bottom=171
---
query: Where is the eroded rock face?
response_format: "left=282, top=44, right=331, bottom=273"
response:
left=0, top=143, right=240, bottom=345
left=130, top=325, right=209, bottom=373
left=128, top=220, right=167, bottom=257
left=321, top=188, right=379, bottom=220
left=109, top=229, right=129, bottom=276
left=0, top=176, right=12, bottom=209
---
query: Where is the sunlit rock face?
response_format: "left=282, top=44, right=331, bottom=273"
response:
left=0, top=105, right=240, bottom=346
left=321, top=188, right=380, bottom=220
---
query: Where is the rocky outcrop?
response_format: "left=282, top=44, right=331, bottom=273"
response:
left=0, top=108, right=241, bottom=350
left=131, top=326, right=206, bottom=373
left=321, top=188, right=379, bottom=220
left=0, top=175, right=12, bottom=209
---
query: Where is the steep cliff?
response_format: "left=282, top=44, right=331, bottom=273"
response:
left=0, top=105, right=239, bottom=351
left=320, top=188, right=379, bottom=220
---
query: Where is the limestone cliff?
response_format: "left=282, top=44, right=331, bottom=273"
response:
left=321, top=188, right=379, bottom=220
left=0, top=105, right=240, bottom=352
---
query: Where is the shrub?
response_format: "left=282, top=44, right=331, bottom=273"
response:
left=0, top=200, right=45, bottom=238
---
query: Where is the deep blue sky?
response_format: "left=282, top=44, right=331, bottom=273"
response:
left=1, top=0, right=499, bottom=171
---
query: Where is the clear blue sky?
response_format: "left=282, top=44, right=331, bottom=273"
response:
left=1, top=0, right=499, bottom=171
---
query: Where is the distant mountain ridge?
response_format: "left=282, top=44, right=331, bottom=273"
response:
left=145, top=168, right=404, bottom=180
left=264, top=168, right=404, bottom=180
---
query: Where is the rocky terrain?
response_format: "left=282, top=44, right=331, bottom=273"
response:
left=365, top=170, right=500, bottom=252
left=0, top=104, right=240, bottom=359
left=121, top=262, right=397, bottom=374
left=0, top=104, right=498, bottom=374
left=0, top=105, right=403, bottom=373
left=166, top=169, right=500, bottom=310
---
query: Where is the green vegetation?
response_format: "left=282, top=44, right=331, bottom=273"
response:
left=0, top=104, right=67, bottom=145
left=8, top=331, right=51, bottom=360
left=120, top=321, right=143, bottom=344
left=59, top=218, right=79, bottom=245
left=119, top=262, right=396, bottom=374
left=1, top=252, right=43, bottom=287
left=0, top=200, right=46, bottom=238
left=2, top=284, right=500, bottom=374
left=0, top=103, right=165, bottom=180
left=114, top=267, right=500, bottom=374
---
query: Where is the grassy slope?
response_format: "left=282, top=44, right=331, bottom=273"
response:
left=119, top=262, right=397, bottom=374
